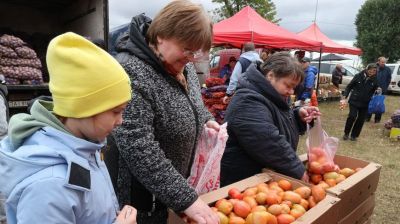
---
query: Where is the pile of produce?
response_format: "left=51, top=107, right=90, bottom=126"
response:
left=317, top=85, right=341, bottom=100
left=307, top=147, right=359, bottom=188
left=0, top=34, right=43, bottom=85
left=183, top=179, right=327, bottom=224
left=201, top=77, right=228, bottom=124
left=383, top=109, right=400, bottom=130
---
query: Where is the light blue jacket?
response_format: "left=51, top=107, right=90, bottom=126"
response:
left=0, top=100, right=119, bottom=224
left=226, top=51, right=262, bottom=95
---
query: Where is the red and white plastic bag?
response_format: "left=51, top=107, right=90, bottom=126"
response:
left=188, top=123, right=228, bottom=194
left=306, top=118, right=339, bottom=175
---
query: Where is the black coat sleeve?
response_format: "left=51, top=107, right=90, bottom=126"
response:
left=228, top=98, right=305, bottom=179
left=344, top=73, right=360, bottom=98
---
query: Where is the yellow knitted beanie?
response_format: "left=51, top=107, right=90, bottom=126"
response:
left=46, top=32, right=131, bottom=118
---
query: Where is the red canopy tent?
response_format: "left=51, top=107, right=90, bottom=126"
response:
left=297, top=23, right=362, bottom=55
left=213, top=6, right=322, bottom=50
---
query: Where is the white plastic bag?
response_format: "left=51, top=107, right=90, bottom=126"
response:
left=188, top=123, right=228, bottom=194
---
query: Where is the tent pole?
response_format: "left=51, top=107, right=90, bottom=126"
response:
left=316, top=47, right=322, bottom=96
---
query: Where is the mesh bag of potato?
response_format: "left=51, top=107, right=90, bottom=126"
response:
left=0, top=34, right=43, bottom=84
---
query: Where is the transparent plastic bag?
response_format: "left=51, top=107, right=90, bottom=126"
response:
left=306, top=118, right=339, bottom=175
left=188, top=123, right=228, bottom=194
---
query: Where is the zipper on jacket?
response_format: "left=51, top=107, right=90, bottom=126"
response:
left=178, top=72, right=200, bottom=176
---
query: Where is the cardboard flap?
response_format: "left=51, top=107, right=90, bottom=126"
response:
left=299, top=153, right=308, bottom=162
left=199, top=173, right=271, bottom=204
left=328, top=163, right=381, bottom=195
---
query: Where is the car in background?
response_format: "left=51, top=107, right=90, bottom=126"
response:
left=386, top=63, right=400, bottom=93
left=311, top=62, right=360, bottom=91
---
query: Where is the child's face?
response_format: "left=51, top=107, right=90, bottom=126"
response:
left=66, top=103, right=128, bottom=142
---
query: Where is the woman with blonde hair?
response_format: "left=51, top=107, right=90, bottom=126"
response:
left=110, top=1, right=219, bottom=223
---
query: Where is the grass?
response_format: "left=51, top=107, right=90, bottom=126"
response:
left=297, top=95, right=400, bottom=224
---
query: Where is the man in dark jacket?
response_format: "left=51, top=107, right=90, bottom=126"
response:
left=221, top=52, right=320, bottom=187
left=343, top=63, right=379, bottom=141
left=366, top=57, right=391, bottom=123
left=332, top=64, right=344, bottom=89
left=376, top=57, right=392, bottom=94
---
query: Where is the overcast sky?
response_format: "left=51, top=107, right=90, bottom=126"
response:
left=109, top=0, right=365, bottom=45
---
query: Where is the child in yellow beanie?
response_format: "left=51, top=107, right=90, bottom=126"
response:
left=0, top=32, right=136, bottom=224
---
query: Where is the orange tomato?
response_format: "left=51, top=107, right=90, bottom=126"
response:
left=311, top=185, right=326, bottom=203
left=278, top=179, right=292, bottom=191
left=276, top=214, right=295, bottom=224
left=282, top=191, right=302, bottom=204
left=233, top=200, right=251, bottom=218
left=310, top=174, right=322, bottom=184
left=294, top=186, right=311, bottom=199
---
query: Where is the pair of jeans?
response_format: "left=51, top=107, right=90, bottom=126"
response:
left=344, top=104, right=368, bottom=138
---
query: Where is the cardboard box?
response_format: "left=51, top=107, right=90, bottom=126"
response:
left=168, top=172, right=341, bottom=224
left=299, top=154, right=381, bottom=218
left=389, top=127, right=400, bottom=141
left=363, top=216, right=372, bottom=224
left=263, top=171, right=341, bottom=224
left=338, top=194, right=375, bottom=224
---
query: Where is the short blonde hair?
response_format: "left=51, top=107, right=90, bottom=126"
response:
left=147, top=0, right=213, bottom=52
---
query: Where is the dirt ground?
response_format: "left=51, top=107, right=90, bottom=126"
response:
left=297, top=94, right=400, bottom=224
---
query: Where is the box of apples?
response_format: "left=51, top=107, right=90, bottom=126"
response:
left=169, top=171, right=342, bottom=224
left=299, top=152, right=381, bottom=220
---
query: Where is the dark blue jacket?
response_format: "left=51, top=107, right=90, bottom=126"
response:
left=344, top=71, right=378, bottom=108
left=220, top=64, right=306, bottom=187
left=376, top=65, right=392, bottom=93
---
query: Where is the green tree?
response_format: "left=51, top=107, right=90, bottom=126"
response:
left=212, top=0, right=280, bottom=23
left=355, top=0, right=400, bottom=64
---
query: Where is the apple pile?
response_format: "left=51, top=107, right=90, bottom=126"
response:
left=184, top=179, right=327, bottom=224
left=308, top=147, right=361, bottom=187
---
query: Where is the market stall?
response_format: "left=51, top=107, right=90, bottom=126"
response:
left=213, top=6, right=322, bottom=50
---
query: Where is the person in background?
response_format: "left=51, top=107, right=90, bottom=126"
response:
left=332, top=64, right=343, bottom=89
left=0, top=32, right=136, bottom=224
left=342, top=63, right=379, bottom=141
left=223, top=42, right=262, bottom=103
left=220, top=52, right=320, bottom=187
left=376, top=56, right=392, bottom=94
left=219, top=56, right=237, bottom=85
left=294, top=50, right=305, bottom=62
left=366, top=56, right=391, bottom=123
left=112, top=1, right=219, bottom=223
left=296, top=57, right=318, bottom=102
left=260, top=51, right=269, bottom=62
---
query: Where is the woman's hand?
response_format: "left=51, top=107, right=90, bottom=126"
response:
left=301, top=172, right=309, bottom=183
left=184, top=198, right=219, bottom=224
left=206, top=120, right=220, bottom=132
left=299, top=106, right=321, bottom=123
left=115, top=205, right=137, bottom=224
left=222, top=96, right=231, bottom=105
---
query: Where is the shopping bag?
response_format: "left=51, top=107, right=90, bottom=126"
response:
left=368, top=94, right=385, bottom=114
left=188, top=123, right=228, bottom=194
left=306, top=118, right=339, bottom=175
